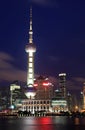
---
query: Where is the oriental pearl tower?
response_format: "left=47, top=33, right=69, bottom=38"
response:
left=25, top=7, right=36, bottom=99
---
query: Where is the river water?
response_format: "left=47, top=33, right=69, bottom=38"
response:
left=0, top=116, right=85, bottom=130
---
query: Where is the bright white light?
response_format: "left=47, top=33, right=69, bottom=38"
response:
left=43, top=82, right=49, bottom=86
left=29, top=79, right=33, bottom=84
left=25, top=92, right=36, bottom=98
left=29, top=52, right=33, bottom=56
left=29, top=74, right=33, bottom=78
left=29, top=49, right=36, bottom=53
left=26, top=49, right=35, bottom=53
left=45, top=78, right=48, bottom=80
left=55, top=89, right=59, bottom=92
left=29, top=63, right=32, bottom=67
left=34, top=83, right=38, bottom=87
left=29, top=68, right=33, bottom=73
left=29, top=57, right=33, bottom=62
left=10, top=84, right=20, bottom=91
left=29, top=31, right=33, bottom=35
left=52, top=100, right=67, bottom=106
left=10, top=105, right=14, bottom=109
left=59, top=73, right=66, bottom=76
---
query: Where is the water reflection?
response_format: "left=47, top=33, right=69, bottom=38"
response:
left=52, top=116, right=67, bottom=125
left=74, top=118, right=80, bottom=125
left=0, top=116, right=85, bottom=130
left=37, top=117, right=52, bottom=124
left=36, top=117, right=54, bottom=130
left=18, top=117, right=54, bottom=130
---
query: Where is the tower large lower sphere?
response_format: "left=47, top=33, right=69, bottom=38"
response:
left=25, top=7, right=36, bottom=99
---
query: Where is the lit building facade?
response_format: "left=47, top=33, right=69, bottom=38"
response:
left=21, top=99, right=51, bottom=114
left=50, top=73, right=69, bottom=113
left=20, top=76, right=54, bottom=113
left=51, top=89, right=68, bottom=112
left=51, top=99, right=68, bottom=112
left=10, top=83, right=21, bottom=109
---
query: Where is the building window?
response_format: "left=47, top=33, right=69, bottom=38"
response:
left=47, top=101, right=49, bottom=104
left=47, top=106, right=49, bottom=110
left=40, top=101, right=42, bottom=104
left=37, top=101, right=39, bottom=104
left=44, top=101, right=46, bottom=104
left=31, top=101, right=33, bottom=104
left=34, top=101, right=36, bottom=104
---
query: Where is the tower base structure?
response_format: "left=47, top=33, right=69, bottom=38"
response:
left=24, top=85, right=36, bottom=99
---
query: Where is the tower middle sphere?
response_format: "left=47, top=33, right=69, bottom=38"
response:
left=25, top=43, right=36, bottom=53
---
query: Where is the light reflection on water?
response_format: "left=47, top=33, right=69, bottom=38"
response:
left=0, top=116, right=85, bottom=130
left=74, top=118, right=80, bottom=125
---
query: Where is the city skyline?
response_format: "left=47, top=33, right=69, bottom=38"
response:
left=0, top=0, right=84, bottom=95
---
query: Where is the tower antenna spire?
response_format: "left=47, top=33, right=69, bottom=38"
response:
left=29, top=6, right=33, bottom=44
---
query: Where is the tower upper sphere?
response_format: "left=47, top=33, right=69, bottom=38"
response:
left=25, top=43, right=36, bottom=53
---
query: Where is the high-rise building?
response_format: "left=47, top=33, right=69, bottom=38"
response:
left=0, top=87, right=9, bottom=110
left=10, top=83, right=21, bottom=109
left=51, top=89, right=68, bottom=113
left=25, top=7, right=36, bottom=99
left=50, top=73, right=69, bottom=112
left=80, top=91, right=83, bottom=111
left=82, top=83, right=85, bottom=110
left=67, top=92, right=72, bottom=111
left=34, top=76, right=54, bottom=100
left=59, top=73, right=67, bottom=98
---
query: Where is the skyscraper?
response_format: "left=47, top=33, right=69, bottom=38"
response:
left=59, top=73, right=67, bottom=98
left=34, top=76, right=54, bottom=100
left=25, top=7, right=36, bottom=99
left=83, top=83, right=85, bottom=110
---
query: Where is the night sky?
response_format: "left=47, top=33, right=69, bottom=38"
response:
left=0, top=0, right=84, bottom=96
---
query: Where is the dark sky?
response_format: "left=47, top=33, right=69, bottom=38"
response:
left=0, top=0, right=84, bottom=95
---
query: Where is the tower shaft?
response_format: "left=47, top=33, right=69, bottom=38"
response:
left=27, top=52, right=34, bottom=86
left=25, top=7, right=36, bottom=87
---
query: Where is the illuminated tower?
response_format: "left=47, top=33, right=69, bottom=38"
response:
left=25, top=7, right=36, bottom=99
left=59, top=73, right=67, bottom=98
